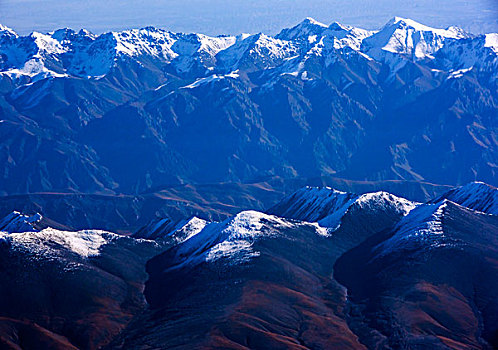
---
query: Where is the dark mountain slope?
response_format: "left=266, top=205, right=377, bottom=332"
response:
left=0, top=182, right=496, bottom=349
left=335, top=201, right=498, bottom=349
left=0, top=18, right=496, bottom=195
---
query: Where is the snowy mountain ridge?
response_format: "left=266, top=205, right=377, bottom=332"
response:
left=0, top=183, right=496, bottom=349
left=0, top=181, right=496, bottom=271
left=267, top=186, right=417, bottom=231
left=1, top=17, right=496, bottom=84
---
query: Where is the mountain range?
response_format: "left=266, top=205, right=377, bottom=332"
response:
left=0, top=17, right=496, bottom=199
left=0, top=181, right=496, bottom=349
left=0, top=15, right=497, bottom=350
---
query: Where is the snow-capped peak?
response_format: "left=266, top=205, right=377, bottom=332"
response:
left=383, top=17, right=466, bottom=39
left=354, top=191, right=417, bottom=210
left=0, top=24, right=17, bottom=37
left=385, top=17, right=436, bottom=32
left=0, top=18, right=495, bottom=86
left=268, top=187, right=416, bottom=230
left=216, top=33, right=297, bottom=72
left=1, top=228, right=111, bottom=259
left=276, top=17, right=328, bottom=41
left=322, top=22, right=375, bottom=50
left=304, top=17, right=327, bottom=27
left=363, top=16, right=468, bottom=62
left=50, top=27, right=95, bottom=42
left=327, top=21, right=374, bottom=38
left=0, top=210, right=114, bottom=259
left=172, top=217, right=209, bottom=242
left=317, top=191, right=417, bottom=230
left=30, top=31, right=68, bottom=55
left=161, top=210, right=295, bottom=270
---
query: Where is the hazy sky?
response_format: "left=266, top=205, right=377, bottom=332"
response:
left=1, top=0, right=497, bottom=35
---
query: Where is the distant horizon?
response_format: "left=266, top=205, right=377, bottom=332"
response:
left=1, top=0, right=497, bottom=36
left=2, top=15, right=498, bottom=37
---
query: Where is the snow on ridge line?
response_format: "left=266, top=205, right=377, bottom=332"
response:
left=204, top=210, right=293, bottom=263
left=1, top=16, right=492, bottom=81
left=384, top=16, right=467, bottom=38
left=0, top=24, right=17, bottom=36
left=0, top=25, right=240, bottom=79
left=361, top=16, right=477, bottom=68
left=162, top=210, right=332, bottom=269
left=161, top=189, right=421, bottom=269
left=373, top=194, right=494, bottom=257
left=2, top=228, right=112, bottom=258
left=347, top=191, right=418, bottom=215
left=270, top=186, right=417, bottom=231
left=166, top=207, right=353, bottom=269
left=0, top=211, right=43, bottom=233
left=318, top=190, right=418, bottom=230
left=175, top=217, right=209, bottom=242
left=375, top=200, right=449, bottom=255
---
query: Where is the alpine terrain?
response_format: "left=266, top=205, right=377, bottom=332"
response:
left=0, top=17, right=496, bottom=196
left=0, top=182, right=496, bottom=349
left=0, top=16, right=497, bottom=350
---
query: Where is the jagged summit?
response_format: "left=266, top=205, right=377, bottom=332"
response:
left=0, top=16, right=493, bottom=81
left=276, top=17, right=328, bottom=41
left=0, top=24, right=17, bottom=37
left=0, top=19, right=497, bottom=197
left=0, top=211, right=42, bottom=233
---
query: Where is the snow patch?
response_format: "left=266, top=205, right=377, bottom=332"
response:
left=172, top=217, right=209, bottom=242
left=448, top=67, right=473, bottom=79
left=182, top=71, right=239, bottom=89
left=485, top=33, right=498, bottom=53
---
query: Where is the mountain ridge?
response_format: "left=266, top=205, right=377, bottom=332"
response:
left=1, top=16, right=496, bottom=82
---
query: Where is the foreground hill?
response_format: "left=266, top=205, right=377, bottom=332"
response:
left=0, top=182, right=496, bottom=349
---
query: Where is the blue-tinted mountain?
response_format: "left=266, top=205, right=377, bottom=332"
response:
left=0, top=18, right=496, bottom=196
